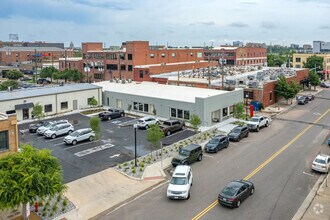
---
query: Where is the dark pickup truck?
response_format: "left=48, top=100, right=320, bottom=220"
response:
left=160, top=119, right=185, bottom=136
left=98, top=108, right=125, bottom=121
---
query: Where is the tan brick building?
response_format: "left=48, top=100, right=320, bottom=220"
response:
left=0, top=113, right=18, bottom=157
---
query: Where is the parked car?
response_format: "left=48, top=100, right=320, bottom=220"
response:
left=29, top=121, right=49, bottom=133
left=306, top=94, right=315, bottom=101
left=167, top=165, right=193, bottom=200
left=136, top=116, right=160, bottom=129
left=37, top=120, right=69, bottom=135
left=320, top=82, right=330, bottom=88
left=171, top=144, right=203, bottom=167
left=297, top=96, right=308, bottom=105
left=37, top=78, right=51, bottom=84
left=44, top=123, right=74, bottom=139
left=228, top=125, right=249, bottom=142
left=247, top=75, right=255, bottom=80
left=311, top=154, right=330, bottom=173
left=160, top=119, right=185, bottom=136
left=98, top=108, right=125, bottom=121
left=64, top=128, right=95, bottom=145
left=218, top=180, right=255, bottom=208
left=246, top=116, right=269, bottom=132
left=204, top=134, right=229, bottom=153
left=328, top=137, right=330, bottom=146
left=20, top=76, right=31, bottom=81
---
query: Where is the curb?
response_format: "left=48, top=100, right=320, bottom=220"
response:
left=292, top=174, right=326, bottom=220
left=316, top=173, right=330, bottom=196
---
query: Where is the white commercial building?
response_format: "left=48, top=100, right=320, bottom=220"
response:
left=94, top=81, right=243, bottom=126
left=0, top=84, right=102, bottom=121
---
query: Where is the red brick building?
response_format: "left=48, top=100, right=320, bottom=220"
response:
left=204, top=46, right=267, bottom=66
left=59, top=41, right=205, bottom=82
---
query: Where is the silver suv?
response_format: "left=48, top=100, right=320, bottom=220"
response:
left=37, top=120, right=69, bottom=135
left=44, top=122, right=74, bottom=139
left=64, top=128, right=95, bottom=145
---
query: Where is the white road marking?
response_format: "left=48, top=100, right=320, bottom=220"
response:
left=74, top=143, right=115, bottom=157
left=110, top=154, right=120, bottom=158
left=63, top=140, right=98, bottom=150
left=54, top=142, right=65, bottom=147
left=302, top=171, right=317, bottom=177
left=110, top=120, right=121, bottom=124
left=203, top=154, right=214, bottom=158
left=45, top=138, right=61, bottom=142
left=313, top=112, right=321, bottom=116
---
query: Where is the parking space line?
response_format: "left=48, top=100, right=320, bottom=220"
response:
left=162, top=129, right=187, bottom=138
left=54, top=142, right=65, bottom=147
left=45, top=138, right=62, bottom=143
left=63, top=140, right=99, bottom=150
left=74, top=143, right=115, bottom=157
left=203, top=154, right=214, bottom=158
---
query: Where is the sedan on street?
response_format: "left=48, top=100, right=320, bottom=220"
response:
left=218, top=180, right=255, bottom=208
left=320, top=82, right=330, bottom=88
left=204, top=135, right=229, bottom=153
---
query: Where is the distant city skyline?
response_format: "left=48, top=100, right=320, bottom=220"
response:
left=0, top=0, right=329, bottom=47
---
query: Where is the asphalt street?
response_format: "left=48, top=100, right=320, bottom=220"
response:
left=18, top=114, right=195, bottom=183
left=100, top=89, right=330, bottom=220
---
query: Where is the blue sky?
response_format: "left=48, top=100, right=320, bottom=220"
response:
left=0, top=0, right=329, bottom=47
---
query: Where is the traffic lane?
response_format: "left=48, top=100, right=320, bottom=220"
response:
left=102, top=109, right=329, bottom=220
left=203, top=124, right=327, bottom=220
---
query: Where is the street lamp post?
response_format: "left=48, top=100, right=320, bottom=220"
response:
left=245, top=94, right=249, bottom=120
left=133, top=124, right=138, bottom=167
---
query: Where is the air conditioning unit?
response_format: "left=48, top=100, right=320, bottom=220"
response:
left=121, top=80, right=126, bottom=84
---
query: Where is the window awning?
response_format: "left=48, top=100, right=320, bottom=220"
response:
left=15, top=103, right=34, bottom=110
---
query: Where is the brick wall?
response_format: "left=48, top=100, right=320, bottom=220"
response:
left=0, top=114, right=18, bottom=157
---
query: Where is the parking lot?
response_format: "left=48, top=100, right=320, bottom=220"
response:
left=18, top=113, right=195, bottom=183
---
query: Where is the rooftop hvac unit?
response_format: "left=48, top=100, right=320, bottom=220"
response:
left=115, top=79, right=120, bottom=83
left=127, top=79, right=132, bottom=83
left=121, top=80, right=126, bottom=84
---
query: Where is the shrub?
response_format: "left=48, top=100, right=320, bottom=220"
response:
left=131, top=165, right=135, bottom=169
left=62, top=199, right=68, bottom=207
left=123, top=162, right=128, bottom=166
left=62, top=207, right=66, bottom=212
left=50, top=211, right=54, bottom=217
left=132, top=168, right=136, bottom=174
left=139, top=167, right=144, bottom=172
left=170, top=148, right=173, bottom=152
left=118, top=164, right=122, bottom=169
left=153, top=158, right=156, bottom=162
left=139, top=163, right=145, bottom=168
left=53, top=204, right=58, bottom=212
left=42, top=212, right=47, bottom=217
left=165, top=150, right=168, bottom=154
left=57, top=194, right=62, bottom=202
left=124, top=167, right=128, bottom=172
left=39, top=201, right=43, bottom=207
left=130, top=160, right=134, bottom=165
left=45, top=201, right=50, bottom=207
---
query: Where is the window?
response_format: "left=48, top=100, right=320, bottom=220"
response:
left=161, top=53, right=165, bottom=58
left=190, top=52, right=194, bottom=57
left=295, top=64, right=301, bottom=68
left=171, top=53, right=176, bottom=57
left=44, top=104, right=52, bottom=113
left=120, top=53, right=125, bottom=60
left=144, top=104, right=149, bottom=112
left=138, top=103, right=143, bottom=111
left=6, top=110, right=16, bottom=114
left=270, top=91, right=273, bottom=101
left=171, top=108, right=176, bottom=117
left=223, top=108, right=228, bottom=117
left=177, top=109, right=183, bottom=118
left=106, top=54, right=117, bottom=60
left=0, top=130, right=9, bottom=151
left=139, top=70, right=143, bottom=78
left=295, top=58, right=301, bottom=62
left=133, top=102, right=138, bottom=110
left=107, top=97, right=110, bottom=106
left=120, top=65, right=126, bottom=71
left=94, top=53, right=103, bottom=59
left=128, top=65, right=133, bottom=71
left=106, top=64, right=118, bottom=70
left=94, top=73, right=103, bottom=79
left=197, top=52, right=202, bottom=58
left=61, top=102, right=68, bottom=110
left=184, top=110, right=190, bottom=120
left=128, top=54, right=133, bottom=60
left=150, top=53, right=155, bottom=58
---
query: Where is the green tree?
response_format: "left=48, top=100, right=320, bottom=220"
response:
left=308, top=70, right=321, bottom=91
left=6, top=70, right=23, bottom=80
left=71, top=69, right=84, bottom=82
left=40, top=66, right=58, bottom=83
left=233, top=102, right=245, bottom=119
left=147, top=124, right=164, bottom=157
left=0, top=80, right=19, bottom=91
left=52, top=71, right=61, bottom=83
left=88, top=96, right=98, bottom=108
left=90, top=117, right=101, bottom=140
left=189, top=114, right=201, bottom=133
left=267, top=54, right=286, bottom=67
left=288, top=81, right=301, bottom=95
left=276, top=76, right=295, bottom=104
left=58, top=69, right=70, bottom=83
left=303, top=55, right=324, bottom=71
left=0, top=144, right=67, bottom=220
left=32, top=103, right=44, bottom=120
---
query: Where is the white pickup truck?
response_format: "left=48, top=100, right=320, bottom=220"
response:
left=247, top=116, right=270, bottom=132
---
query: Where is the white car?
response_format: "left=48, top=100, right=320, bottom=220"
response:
left=64, top=128, right=95, bottom=145
left=44, top=123, right=74, bottom=139
left=37, top=120, right=68, bottom=135
left=312, top=154, right=330, bottom=173
left=167, top=165, right=193, bottom=200
left=136, top=116, right=160, bottom=129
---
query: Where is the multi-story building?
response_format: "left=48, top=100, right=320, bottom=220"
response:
left=313, top=41, right=330, bottom=53
left=59, top=41, right=205, bottom=82
left=293, top=53, right=330, bottom=77
left=0, top=41, right=64, bottom=49
left=204, top=46, right=267, bottom=66
left=0, top=113, right=18, bottom=157
left=233, top=41, right=243, bottom=47
left=0, top=47, right=73, bottom=68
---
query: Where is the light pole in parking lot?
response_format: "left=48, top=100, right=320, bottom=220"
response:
left=134, top=124, right=138, bottom=167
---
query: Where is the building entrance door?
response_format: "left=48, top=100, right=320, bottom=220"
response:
left=22, top=108, right=29, bottom=120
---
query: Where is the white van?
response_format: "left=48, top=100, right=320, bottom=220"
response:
left=167, top=165, right=193, bottom=200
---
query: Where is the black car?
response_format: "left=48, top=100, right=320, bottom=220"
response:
left=297, top=96, right=308, bottom=105
left=204, top=135, right=229, bottom=153
left=227, top=125, right=249, bottom=142
left=29, top=121, right=49, bottom=133
left=98, top=108, right=125, bottom=121
left=306, top=94, right=315, bottom=101
left=218, top=180, right=254, bottom=208
left=320, top=82, right=330, bottom=88
left=37, top=78, right=51, bottom=84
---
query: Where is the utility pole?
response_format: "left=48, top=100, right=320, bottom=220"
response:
left=177, top=71, right=180, bottom=86
left=64, top=49, right=67, bottom=69
left=208, top=51, right=211, bottom=88
left=34, top=49, right=38, bottom=76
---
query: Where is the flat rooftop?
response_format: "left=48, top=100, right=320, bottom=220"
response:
left=135, top=60, right=208, bottom=68
left=0, top=83, right=101, bottom=102
left=93, top=81, right=237, bottom=103
left=0, top=47, right=65, bottom=52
